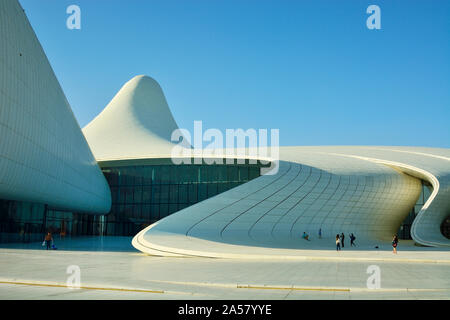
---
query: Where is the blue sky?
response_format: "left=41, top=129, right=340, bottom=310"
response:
left=19, top=0, right=450, bottom=147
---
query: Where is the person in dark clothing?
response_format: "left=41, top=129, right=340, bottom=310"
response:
left=44, top=232, right=53, bottom=250
left=392, top=235, right=399, bottom=254
left=350, top=233, right=356, bottom=247
left=340, top=233, right=345, bottom=248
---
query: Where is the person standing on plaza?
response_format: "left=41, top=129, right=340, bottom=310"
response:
left=350, top=233, right=356, bottom=247
left=340, top=232, right=345, bottom=248
left=336, top=234, right=341, bottom=251
left=318, top=228, right=322, bottom=239
left=44, top=232, right=53, bottom=250
left=392, top=235, right=399, bottom=254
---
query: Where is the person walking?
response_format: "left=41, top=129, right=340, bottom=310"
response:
left=318, top=228, right=322, bottom=239
left=392, top=235, right=399, bottom=254
left=340, top=232, right=345, bottom=248
left=44, top=232, right=53, bottom=250
left=350, top=233, right=356, bottom=247
left=336, top=234, right=341, bottom=251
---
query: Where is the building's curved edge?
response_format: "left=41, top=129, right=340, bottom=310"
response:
left=132, top=148, right=450, bottom=257
left=328, top=154, right=449, bottom=247
left=132, top=224, right=188, bottom=257
left=0, top=0, right=111, bottom=214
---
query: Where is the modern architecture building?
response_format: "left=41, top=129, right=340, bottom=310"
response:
left=1, top=0, right=449, bottom=257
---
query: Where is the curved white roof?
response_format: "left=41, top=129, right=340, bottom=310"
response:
left=83, top=76, right=450, bottom=254
left=83, top=75, right=181, bottom=160
left=132, top=146, right=450, bottom=257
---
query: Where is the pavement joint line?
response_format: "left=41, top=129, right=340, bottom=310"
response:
left=237, top=285, right=450, bottom=293
left=128, top=245, right=450, bottom=264
left=139, top=280, right=450, bottom=294
left=237, top=285, right=350, bottom=292
left=0, top=280, right=165, bottom=294
left=0, top=280, right=448, bottom=296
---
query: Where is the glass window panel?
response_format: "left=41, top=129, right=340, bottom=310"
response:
left=239, top=166, right=248, bottom=181
left=169, top=204, right=178, bottom=214
left=142, top=187, right=152, bottom=203
left=110, top=204, right=118, bottom=214
left=197, top=166, right=204, bottom=183
left=228, top=166, right=239, bottom=182
left=119, top=188, right=127, bottom=204
left=193, top=166, right=200, bottom=183
left=160, top=166, right=171, bottom=184
left=143, top=166, right=153, bottom=185
left=125, top=187, right=133, bottom=204
left=249, top=166, right=260, bottom=179
left=160, top=204, right=168, bottom=218
left=151, top=204, right=159, bottom=220
left=178, top=185, right=188, bottom=204
left=124, top=167, right=135, bottom=185
left=198, top=183, right=208, bottom=201
left=208, top=165, right=218, bottom=182
left=134, top=186, right=142, bottom=203
left=228, top=182, right=240, bottom=190
left=124, top=204, right=133, bottom=218
left=169, top=185, right=178, bottom=203
left=207, top=183, right=218, bottom=197
left=134, top=167, right=143, bottom=186
left=218, top=182, right=228, bottom=194
left=110, top=187, right=118, bottom=203
left=152, top=185, right=161, bottom=203
left=218, top=166, right=227, bottom=182
left=133, top=204, right=142, bottom=219
left=170, top=166, right=177, bottom=184
left=103, top=169, right=118, bottom=186
left=180, top=165, right=191, bottom=183
left=188, top=184, right=197, bottom=203
left=160, top=185, right=169, bottom=203
left=141, top=204, right=151, bottom=220
left=154, top=166, right=162, bottom=184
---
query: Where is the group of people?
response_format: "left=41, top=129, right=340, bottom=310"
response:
left=335, top=232, right=356, bottom=250
left=301, top=229, right=357, bottom=249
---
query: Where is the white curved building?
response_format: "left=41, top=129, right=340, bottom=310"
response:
left=1, top=0, right=448, bottom=253
left=83, top=75, right=182, bottom=160
left=130, top=146, right=450, bottom=258
left=81, top=75, right=450, bottom=256
left=0, top=0, right=111, bottom=214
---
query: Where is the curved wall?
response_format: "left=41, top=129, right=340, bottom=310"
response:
left=80, top=75, right=450, bottom=253
left=0, top=0, right=111, bottom=213
left=132, top=151, right=433, bottom=257
left=83, top=75, right=181, bottom=160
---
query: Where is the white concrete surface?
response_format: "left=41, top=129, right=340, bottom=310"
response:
left=133, top=146, right=450, bottom=257
left=0, top=0, right=111, bottom=213
left=79, top=74, right=450, bottom=252
left=83, top=75, right=182, bottom=160
left=0, top=237, right=449, bottom=300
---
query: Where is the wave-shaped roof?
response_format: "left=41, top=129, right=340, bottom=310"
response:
left=83, top=75, right=181, bottom=160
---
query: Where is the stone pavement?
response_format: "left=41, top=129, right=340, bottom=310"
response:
left=0, top=237, right=449, bottom=300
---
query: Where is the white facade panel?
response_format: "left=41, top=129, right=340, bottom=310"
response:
left=0, top=0, right=111, bottom=213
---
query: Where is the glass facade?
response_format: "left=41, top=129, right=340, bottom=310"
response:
left=101, top=162, right=262, bottom=236
left=0, top=200, right=78, bottom=243
left=397, top=180, right=433, bottom=240
left=0, top=161, right=262, bottom=242
left=441, top=217, right=450, bottom=239
left=1, top=164, right=445, bottom=243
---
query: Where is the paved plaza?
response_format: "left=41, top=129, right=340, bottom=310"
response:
left=0, top=237, right=449, bottom=300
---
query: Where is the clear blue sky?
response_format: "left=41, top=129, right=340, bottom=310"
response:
left=19, top=0, right=450, bottom=147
